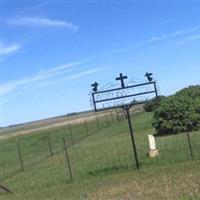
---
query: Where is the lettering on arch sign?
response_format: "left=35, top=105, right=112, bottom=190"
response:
left=91, top=73, right=158, bottom=112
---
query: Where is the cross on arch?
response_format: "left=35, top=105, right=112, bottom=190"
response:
left=116, top=73, right=128, bottom=88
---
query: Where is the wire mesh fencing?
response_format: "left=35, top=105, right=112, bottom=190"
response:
left=0, top=110, right=125, bottom=181
left=59, top=120, right=200, bottom=183
left=1, top=110, right=199, bottom=183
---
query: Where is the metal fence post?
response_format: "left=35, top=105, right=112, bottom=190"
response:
left=0, top=184, right=12, bottom=194
left=95, top=116, right=100, bottom=131
left=110, top=111, right=114, bottom=122
left=84, top=120, right=89, bottom=136
left=17, top=141, right=24, bottom=171
left=63, top=138, right=73, bottom=182
left=125, top=107, right=140, bottom=169
left=116, top=110, right=120, bottom=122
left=186, top=131, right=194, bottom=160
left=68, top=124, right=74, bottom=145
left=47, top=132, right=53, bottom=156
left=105, top=114, right=109, bottom=126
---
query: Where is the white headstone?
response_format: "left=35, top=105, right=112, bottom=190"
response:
left=148, top=134, right=156, bottom=150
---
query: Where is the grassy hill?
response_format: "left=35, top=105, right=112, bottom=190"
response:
left=0, top=111, right=200, bottom=199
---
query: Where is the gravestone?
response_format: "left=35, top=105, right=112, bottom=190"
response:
left=148, top=134, right=159, bottom=158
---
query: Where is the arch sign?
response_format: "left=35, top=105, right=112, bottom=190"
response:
left=90, top=73, right=159, bottom=169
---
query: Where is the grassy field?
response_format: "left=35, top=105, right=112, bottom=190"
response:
left=0, top=112, right=112, bottom=180
left=0, top=111, right=200, bottom=199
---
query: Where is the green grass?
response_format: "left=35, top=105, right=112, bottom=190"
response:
left=0, top=111, right=200, bottom=199
left=0, top=112, right=115, bottom=180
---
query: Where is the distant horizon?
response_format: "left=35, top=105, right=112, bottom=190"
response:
left=1, top=82, right=199, bottom=128
left=1, top=2, right=200, bottom=126
left=0, top=108, right=92, bottom=128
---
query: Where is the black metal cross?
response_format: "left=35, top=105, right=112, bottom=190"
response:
left=116, top=73, right=128, bottom=88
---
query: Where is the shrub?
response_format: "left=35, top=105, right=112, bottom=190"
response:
left=153, top=85, right=200, bottom=135
left=176, top=85, right=200, bottom=99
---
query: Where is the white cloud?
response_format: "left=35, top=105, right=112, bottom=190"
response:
left=108, top=27, right=199, bottom=55
left=170, top=30, right=184, bottom=37
left=178, top=34, right=200, bottom=44
left=150, top=34, right=167, bottom=42
left=7, top=17, right=78, bottom=31
left=0, top=61, right=84, bottom=95
left=32, top=67, right=108, bottom=90
left=1, top=64, right=107, bottom=96
left=0, top=43, right=21, bottom=55
left=64, top=67, right=108, bottom=81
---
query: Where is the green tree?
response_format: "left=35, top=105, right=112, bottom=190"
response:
left=176, top=85, right=200, bottom=99
left=153, top=86, right=200, bottom=135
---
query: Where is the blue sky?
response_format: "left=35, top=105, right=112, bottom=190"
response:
left=1, top=1, right=200, bottom=126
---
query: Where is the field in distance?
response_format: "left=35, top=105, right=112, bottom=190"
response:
left=0, top=111, right=200, bottom=200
